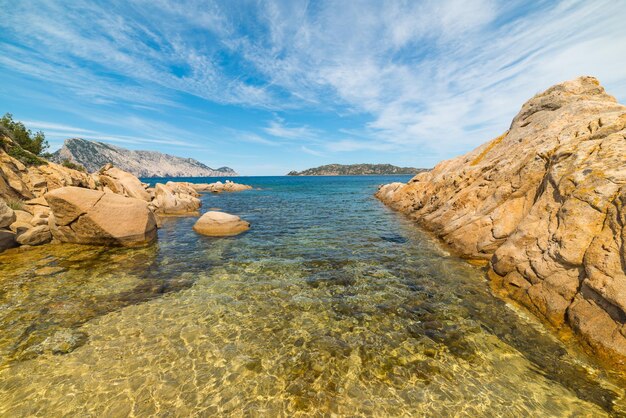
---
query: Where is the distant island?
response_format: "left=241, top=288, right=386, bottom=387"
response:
left=51, top=138, right=237, bottom=178
left=287, top=164, right=427, bottom=176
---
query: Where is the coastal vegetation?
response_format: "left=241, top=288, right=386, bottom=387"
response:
left=1, top=113, right=49, bottom=157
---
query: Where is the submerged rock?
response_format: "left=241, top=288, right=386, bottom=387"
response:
left=22, top=329, right=88, bottom=358
left=45, top=186, right=157, bottom=246
left=376, top=76, right=626, bottom=367
left=193, top=211, right=250, bottom=236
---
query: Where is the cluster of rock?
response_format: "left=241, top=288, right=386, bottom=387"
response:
left=191, top=180, right=253, bottom=193
left=376, top=77, right=626, bottom=367
left=0, top=139, right=252, bottom=251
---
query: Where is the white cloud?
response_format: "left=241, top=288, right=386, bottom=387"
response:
left=301, top=145, right=324, bottom=157
left=263, top=119, right=318, bottom=140
left=1, top=0, right=626, bottom=162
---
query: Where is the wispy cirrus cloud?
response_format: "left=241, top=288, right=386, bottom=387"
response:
left=263, top=119, right=319, bottom=140
left=1, top=0, right=625, bottom=173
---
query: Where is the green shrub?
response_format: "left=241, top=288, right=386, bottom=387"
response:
left=61, top=159, right=86, bottom=172
left=7, top=145, right=47, bottom=166
left=0, top=113, right=49, bottom=156
left=5, top=197, right=24, bottom=211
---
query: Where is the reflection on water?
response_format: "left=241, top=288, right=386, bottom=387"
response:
left=0, top=176, right=624, bottom=416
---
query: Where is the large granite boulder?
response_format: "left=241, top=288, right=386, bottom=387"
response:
left=98, top=164, right=151, bottom=202
left=193, top=211, right=250, bottom=236
left=45, top=186, right=157, bottom=246
left=376, top=76, right=626, bottom=367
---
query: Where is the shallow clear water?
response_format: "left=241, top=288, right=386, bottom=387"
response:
left=0, top=175, right=624, bottom=417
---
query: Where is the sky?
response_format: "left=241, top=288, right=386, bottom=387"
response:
left=1, top=0, right=625, bottom=175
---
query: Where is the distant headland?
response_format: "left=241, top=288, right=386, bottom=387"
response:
left=287, top=163, right=427, bottom=176
left=51, top=138, right=237, bottom=178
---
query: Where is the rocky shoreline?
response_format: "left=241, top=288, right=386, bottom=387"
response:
left=0, top=136, right=252, bottom=252
left=376, top=76, right=626, bottom=370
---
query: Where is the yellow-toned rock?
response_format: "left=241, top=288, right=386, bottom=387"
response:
left=99, top=164, right=151, bottom=202
left=376, top=76, right=626, bottom=367
left=193, top=211, right=250, bottom=236
left=45, top=186, right=157, bottom=246
left=0, top=198, right=15, bottom=228
left=192, top=180, right=252, bottom=193
left=151, top=182, right=201, bottom=216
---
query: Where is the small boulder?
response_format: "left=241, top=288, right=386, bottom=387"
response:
left=16, top=225, right=52, bottom=246
left=0, top=198, right=16, bottom=228
left=193, top=211, right=250, bottom=236
left=0, top=229, right=17, bottom=252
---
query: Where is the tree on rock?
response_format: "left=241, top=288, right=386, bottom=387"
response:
left=1, top=113, right=49, bottom=156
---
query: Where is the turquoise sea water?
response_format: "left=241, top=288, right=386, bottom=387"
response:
left=0, top=175, right=624, bottom=416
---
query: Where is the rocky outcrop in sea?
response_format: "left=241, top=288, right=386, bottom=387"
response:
left=288, top=163, right=427, bottom=176
left=376, top=76, right=626, bottom=368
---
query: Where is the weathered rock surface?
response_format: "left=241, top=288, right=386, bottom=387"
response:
left=0, top=137, right=96, bottom=200
left=0, top=198, right=15, bottom=228
left=193, top=180, right=253, bottom=193
left=193, top=211, right=250, bottom=236
left=98, top=164, right=151, bottom=202
left=45, top=186, right=157, bottom=246
left=376, top=76, right=626, bottom=367
left=151, top=182, right=201, bottom=215
left=16, top=225, right=52, bottom=246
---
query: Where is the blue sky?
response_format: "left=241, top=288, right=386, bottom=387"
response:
left=1, top=0, right=625, bottom=175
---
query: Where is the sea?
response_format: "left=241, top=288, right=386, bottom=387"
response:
left=0, top=175, right=623, bottom=416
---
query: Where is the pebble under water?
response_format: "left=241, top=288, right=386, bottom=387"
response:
left=0, top=175, right=625, bottom=417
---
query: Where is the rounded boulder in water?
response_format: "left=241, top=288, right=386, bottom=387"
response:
left=193, top=211, right=250, bottom=237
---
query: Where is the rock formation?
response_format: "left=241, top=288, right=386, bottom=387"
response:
left=0, top=128, right=211, bottom=250
left=97, top=164, right=151, bottom=202
left=150, top=182, right=201, bottom=216
left=51, top=137, right=238, bottom=177
left=45, top=187, right=157, bottom=246
left=192, top=180, right=253, bottom=193
left=376, top=76, right=626, bottom=367
left=193, top=211, right=250, bottom=236
left=0, top=141, right=96, bottom=201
